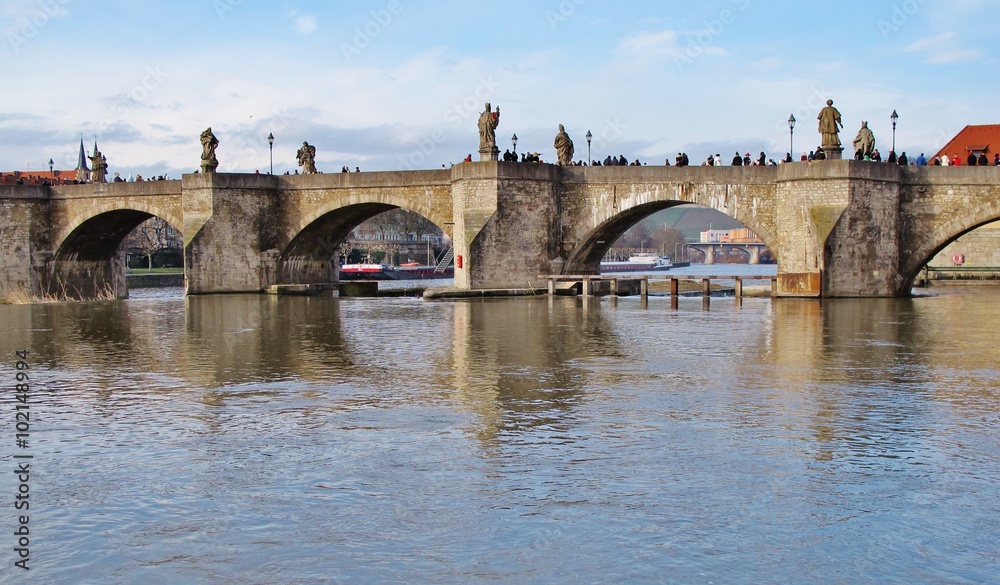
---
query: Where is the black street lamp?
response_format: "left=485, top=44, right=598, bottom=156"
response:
left=586, top=130, right=593, bottom=165
left=890, top=110, right=898, bottom=153
left=48, top=158, right=53, bottom=174
left=267, top=133, right=274, bottom=175
left=788, top=114, right=796, bottom=160
left=511, top=133, right=518, bottom=155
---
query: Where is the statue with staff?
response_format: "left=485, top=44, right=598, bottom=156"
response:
left=853, top=121, right=876, bottom=160
left=817, top=99, right=843, bottom=149
left=477, top=102, right=500, bottom=160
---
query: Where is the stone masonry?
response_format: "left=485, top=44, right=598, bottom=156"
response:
left=1, top=163, right=998, bottom=300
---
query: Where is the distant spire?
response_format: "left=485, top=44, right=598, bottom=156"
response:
left=75, top=138, right=90, bottom=182
left=76, top=139, right=89, bottom=171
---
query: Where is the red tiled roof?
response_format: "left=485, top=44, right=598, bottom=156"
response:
left=933, top=124, right=1000, bottom=160
left=0, top=170, right=79, bottom=185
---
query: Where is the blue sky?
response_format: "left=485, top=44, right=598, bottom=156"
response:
left=2, top=0, right=997, bottom=177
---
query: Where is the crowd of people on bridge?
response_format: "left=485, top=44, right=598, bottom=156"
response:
left=929, top=152, right=1000, bottom=166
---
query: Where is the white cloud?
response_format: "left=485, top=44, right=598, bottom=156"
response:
left=1, top=0, right=71, bottom=37
left=617, top=30, right=681, bottom=56
left=293, top=14, right=318, bottom=36
left=904, top=32, right=956, bottom=53
left=904, top=31, right=982, bottom=64
left=925, top=49, right=982, bottom=64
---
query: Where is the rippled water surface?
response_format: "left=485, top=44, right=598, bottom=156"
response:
left=2, top=285, right=999, bottom=584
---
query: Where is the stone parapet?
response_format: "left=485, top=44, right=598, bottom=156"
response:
left=1, top=163, right=999, bottom=299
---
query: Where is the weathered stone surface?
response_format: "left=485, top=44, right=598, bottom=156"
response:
left=0, top=187, right=49, bottom=297
left=2, top=162, right=999, bottom=300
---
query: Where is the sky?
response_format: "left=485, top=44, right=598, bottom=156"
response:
left=2, top=0, right=998, bottom=178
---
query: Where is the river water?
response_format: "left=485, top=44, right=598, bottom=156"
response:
left=2, top=280, right=998, bottom=584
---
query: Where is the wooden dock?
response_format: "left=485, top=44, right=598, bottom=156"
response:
left=539, top=274, right=777, bottom=305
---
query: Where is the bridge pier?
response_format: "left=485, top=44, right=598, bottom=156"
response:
left=451, top=162, right=562, bottom=290
left=183, top=173, right=281, bottom=295
left=0, top=188, right=50, bottom=299
left=45, top=254, right=128, bottom=299
left=773, top=161, right=903, bottom=297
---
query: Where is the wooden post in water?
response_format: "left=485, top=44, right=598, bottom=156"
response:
left=735, top=277, right=743, bottom=299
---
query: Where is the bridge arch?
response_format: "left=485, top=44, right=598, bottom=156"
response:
left=899, top=200, right=1000, bottom=293
left=560, top=178, right=778, bottom=274
left=49, top=208, right=184, bottom=299
left=276, top=193, right=453, bottom=285
left=52, top=197, right=183, bottom=255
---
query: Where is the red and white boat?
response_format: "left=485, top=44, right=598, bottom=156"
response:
left=339, top=263, right=389, bottom=279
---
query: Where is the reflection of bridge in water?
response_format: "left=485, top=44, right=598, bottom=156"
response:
left=2, top=161, right=999, bottom=299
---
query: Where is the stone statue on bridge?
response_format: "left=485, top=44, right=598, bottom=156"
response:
left=89, top=147, right=107, bottom=183
left=554, top=124, right=575, bottom=166
left=200, top=127, right=219, bottom=173
left=817, top=99, right=844, bottom=151
left=478, top=102, right=500, bottom=161
left=852, top=121, right=876, bottom=160
left=296, top=141, right=317, bottom=174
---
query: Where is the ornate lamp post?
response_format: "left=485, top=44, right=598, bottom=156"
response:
left=511, top=133, right=518, bottom=155
left=586, top=130, right=593, bottom=165
left=890, top=110, right=898, bottom=152
left=267, top=133, right=274, bottom=175
left=788, top=114, right=796, bottom=160
left=48, top=158, right=53, bottom=174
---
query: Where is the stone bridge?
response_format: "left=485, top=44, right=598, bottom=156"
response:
left=684, top=242, right=769, bottom=265
left=1, top=161, right=998, bottom=299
